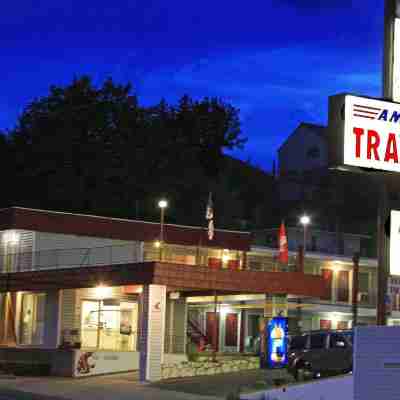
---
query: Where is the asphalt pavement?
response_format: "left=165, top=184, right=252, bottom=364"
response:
left=0, top=369, right=294, bottom=400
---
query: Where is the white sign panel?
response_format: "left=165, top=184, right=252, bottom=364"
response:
left=329, top=94, right=400, bottom=173
left=390, top=210, right=400, bottom=276
left=74, top=350, right=139, bottom=377
left=354, top=326, right=400, bottom=400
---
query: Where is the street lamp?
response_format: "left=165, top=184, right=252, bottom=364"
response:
left=158, top=199, right=168, bottom=260
left=299, top=215, right=311, bottom=253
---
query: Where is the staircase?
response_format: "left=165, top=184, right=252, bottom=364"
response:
left=187, top=317, right=209, bottom=351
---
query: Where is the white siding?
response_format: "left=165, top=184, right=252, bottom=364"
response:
left=354, top=326, right=400, bottom=400
left=139, top=284, right=167, bottom=382
left=34, top=232, right=143, bottom=270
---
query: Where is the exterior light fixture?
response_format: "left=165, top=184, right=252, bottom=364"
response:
left=300, top=215, right=311, bottom=226
left=158, top=199, right=168, bottom=209
left=299, top=215, right=311, bottom=254
left=94, top=285, right=112, bottom=300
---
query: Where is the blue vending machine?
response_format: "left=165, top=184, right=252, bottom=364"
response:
left=266, top=316, right=288, bottom=369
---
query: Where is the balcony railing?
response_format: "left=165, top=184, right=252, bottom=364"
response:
left=0, top=243, right=301, bottom=275
left=0, top=243, right=142, bottom=273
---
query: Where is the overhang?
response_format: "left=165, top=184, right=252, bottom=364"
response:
left=0, top=262, right=327, bottom=298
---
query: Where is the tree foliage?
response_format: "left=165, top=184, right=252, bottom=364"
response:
left=1, top=76, right=276, bottom=228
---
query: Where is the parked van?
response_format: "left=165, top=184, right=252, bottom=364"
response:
left=287, top=330, right=353, bottom=381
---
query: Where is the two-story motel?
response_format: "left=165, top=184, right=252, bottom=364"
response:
left=0, top=207, right=392, bottom=381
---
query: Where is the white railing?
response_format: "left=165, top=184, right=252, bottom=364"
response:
left=0, top=242, right=143, bottom=273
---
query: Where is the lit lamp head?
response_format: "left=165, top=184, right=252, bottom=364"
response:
left=154, top=240, right=161, bottom=248
left=158, top=199, right=168, bottom=209
left=94, top=285, right=112, bottom=300
left=300, top=215, right=311, bottom=226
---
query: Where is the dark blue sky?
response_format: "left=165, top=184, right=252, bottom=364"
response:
left=2, top=0, right=384, bottom=170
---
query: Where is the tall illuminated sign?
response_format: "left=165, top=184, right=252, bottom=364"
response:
left=393, top=4, right=400, bottom=101
left=328, top=94, right=400, bottom=173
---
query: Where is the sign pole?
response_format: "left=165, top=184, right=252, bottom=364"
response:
left=377, top=0, right=399, bottom=325
left=377, top=178, right=390, bottom=325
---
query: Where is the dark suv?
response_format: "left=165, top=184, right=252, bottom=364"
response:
left=287, top=330, right=353, bottom=381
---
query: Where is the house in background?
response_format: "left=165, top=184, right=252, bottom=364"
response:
left=278, top=122, right=327, bottom=203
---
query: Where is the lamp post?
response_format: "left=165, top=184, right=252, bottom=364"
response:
left=299, top=215, right=311, bottom=255
left=158, top=199, right=168, bottom=260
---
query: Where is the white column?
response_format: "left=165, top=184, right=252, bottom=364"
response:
left=44, top=290, right=62, bottom=348
left=139, top=284, right=167, bottom=382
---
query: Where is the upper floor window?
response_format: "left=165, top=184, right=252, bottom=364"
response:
left=306, top=146, right=320, bottom=159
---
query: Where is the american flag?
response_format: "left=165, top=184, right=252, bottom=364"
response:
left=353, top=104, right=382, bottom=120
left=206, top=192, right=214, bottom=241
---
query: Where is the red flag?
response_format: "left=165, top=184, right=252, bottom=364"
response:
left=278, top=222, right=288, bottom=264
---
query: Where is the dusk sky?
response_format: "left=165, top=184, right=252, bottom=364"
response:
left=2, top=0, right=384, bottom=170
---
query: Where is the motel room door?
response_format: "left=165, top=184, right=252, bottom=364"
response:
left=223, top=312, right=239, bottom=352
left=206, top=312, right=220, bottom=352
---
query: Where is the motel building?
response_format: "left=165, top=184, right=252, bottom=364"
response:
left=0, top=207, right=394, bottom=381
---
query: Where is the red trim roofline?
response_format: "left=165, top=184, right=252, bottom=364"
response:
left=0, top=207, right=251, bottom=251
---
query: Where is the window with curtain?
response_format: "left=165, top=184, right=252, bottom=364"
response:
left=20, top=293, right=46, bottom=345
left=319, top=319, right=332, bottom=330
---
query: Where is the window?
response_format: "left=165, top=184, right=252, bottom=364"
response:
left=306, top=146, right=320, bottom=159
left=20, top=293, right=46, bottom=345
left=310, top=333, right=326, bottom=349
left=81, top=300, right=138, bottom=351
left=208, top=258, right=222, bottom=269
left=320, top=319, right=332, bottom=330
left=330, top=333, right=348, bottom=348
left=337, top=321, right=348, bottom=330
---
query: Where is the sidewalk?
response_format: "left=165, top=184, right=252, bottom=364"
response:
left=0, top=369, right=294, bottom=400
left=0, top=373, right=221, bottom=400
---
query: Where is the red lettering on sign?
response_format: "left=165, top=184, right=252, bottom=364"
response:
left=384, top=133, right=399, bottom=163
left=367, top=130, right=380, bottom=161
left=353, top=127, right=364, bottom=158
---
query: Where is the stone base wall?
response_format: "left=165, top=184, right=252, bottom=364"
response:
left=161, top=356, right=259, bottom=379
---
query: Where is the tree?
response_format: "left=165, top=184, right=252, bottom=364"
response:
left=7, top=76, right=248, bottom=225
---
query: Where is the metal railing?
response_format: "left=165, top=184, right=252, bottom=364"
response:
left=0, top=243, right=142, bottom=273
left=0, top=243, right=301, bottom=275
